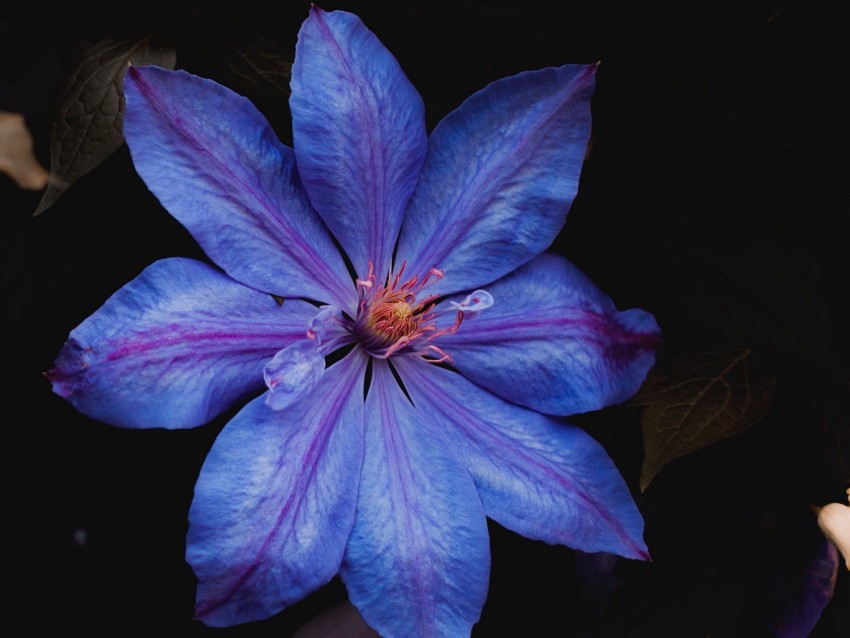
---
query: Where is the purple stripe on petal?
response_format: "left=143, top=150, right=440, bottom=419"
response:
left=291, top=8, right=427, bottom=281
left=188, top=349, right=367, bottom=627
left=340, top=361, right=489, bottom=638
left=395, top=356, right=649, bottom=560
left=437, top=252, right=661, bottom=416
left=397, top=64, right=595, bottom=296
left=124, top=66, right=356, bottom=310
left=48, top=258, right=318, bottom=429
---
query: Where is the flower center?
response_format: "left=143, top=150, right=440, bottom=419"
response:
left=371, top=300, right=416, bottom=341
left=351, top=262, right=464, bottom=362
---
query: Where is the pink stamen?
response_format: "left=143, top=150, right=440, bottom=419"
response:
left=356, top=262, right=374, bottom=291
left=383, top=335, right=412, bottom=359
left=351, top=260, right=489, bottom=363
left=422, top=344, right=452, bottom=363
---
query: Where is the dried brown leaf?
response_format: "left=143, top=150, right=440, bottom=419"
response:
left=0, top=111, right=49, bottom=190
left=212, top=35, right=292, bottom=99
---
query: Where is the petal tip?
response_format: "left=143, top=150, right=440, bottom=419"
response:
left=43, top=368, right=72, bottom=398
left=46, top=339, right=86, bottom=398
left=124, top=64, right=152, bottom=90
left=306, top=4, right=332, bottom=28
left=192, top=593, right=246, bottom=629
left=616, top=538, right=651, bottom=562
left=125, top=64, right=142, bottom=81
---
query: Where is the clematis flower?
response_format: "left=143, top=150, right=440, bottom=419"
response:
left=48, top=7, right=661, bottom=636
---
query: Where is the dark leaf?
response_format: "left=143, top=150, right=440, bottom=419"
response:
left=768, top=0, right=792, bottom=23
left=195, top=33, right=294, bottom=143
left=655, top=212, right=847, bottom=485
left=33, top=37, right=175, bottom=217
left=209, top=35, right=292, bottom=100
left=634, top=346, right=776, bottom=491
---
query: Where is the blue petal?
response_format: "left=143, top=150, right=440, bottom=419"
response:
left=48, top=258, right=317, bottom=429
left=340, top=361, right=489, bottom=638
left=187, top=350, right=367, bottom=627
left=263, top=339, right=326, bottom=411
left=394, top=356, right=649, bottom=560
left=396, top=64, right=596, bottom=296
left=291, top=7, right=427, bottom=281
left=124, top=66, right=356, bottom=310
left=438, top=252, right=660, bottom=415
left=307, top=305, right=344, bottom=344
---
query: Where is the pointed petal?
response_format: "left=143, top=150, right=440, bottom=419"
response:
left=340, top=361, right=489, bottom=638
left=397, top=64, right=596, bottom=296
left=291, top=7, right=427, bottom=281
left=48, top=258, right=317, bottom=429
left=124, top=66, right=355, bottom=309
left=438, top=252, right=660, bottom=415
left=395, top=357, right=649, bottom=560
left=187, top=350, right=367, bottom=627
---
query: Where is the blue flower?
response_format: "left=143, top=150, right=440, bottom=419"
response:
left=48, top=7, right=660, bottom=636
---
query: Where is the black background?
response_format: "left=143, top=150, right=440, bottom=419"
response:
left=3, top=1, right=849, bottom=636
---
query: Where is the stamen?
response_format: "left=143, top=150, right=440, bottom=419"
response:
left=420, top=267, right=444, bottom=288
left=306, top=305, right=342, bottom=343
left=383, top=335, right=412, bottom=359
left=450, top=290, right=494, bottom=314
left=351, top=261, right=492, bottom=364
left=423, top=344, right=452, bottom=363
left=356, top=261, right=375, bottom=292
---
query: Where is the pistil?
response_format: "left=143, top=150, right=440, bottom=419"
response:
left=351, top=261, right=485, bottom=362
